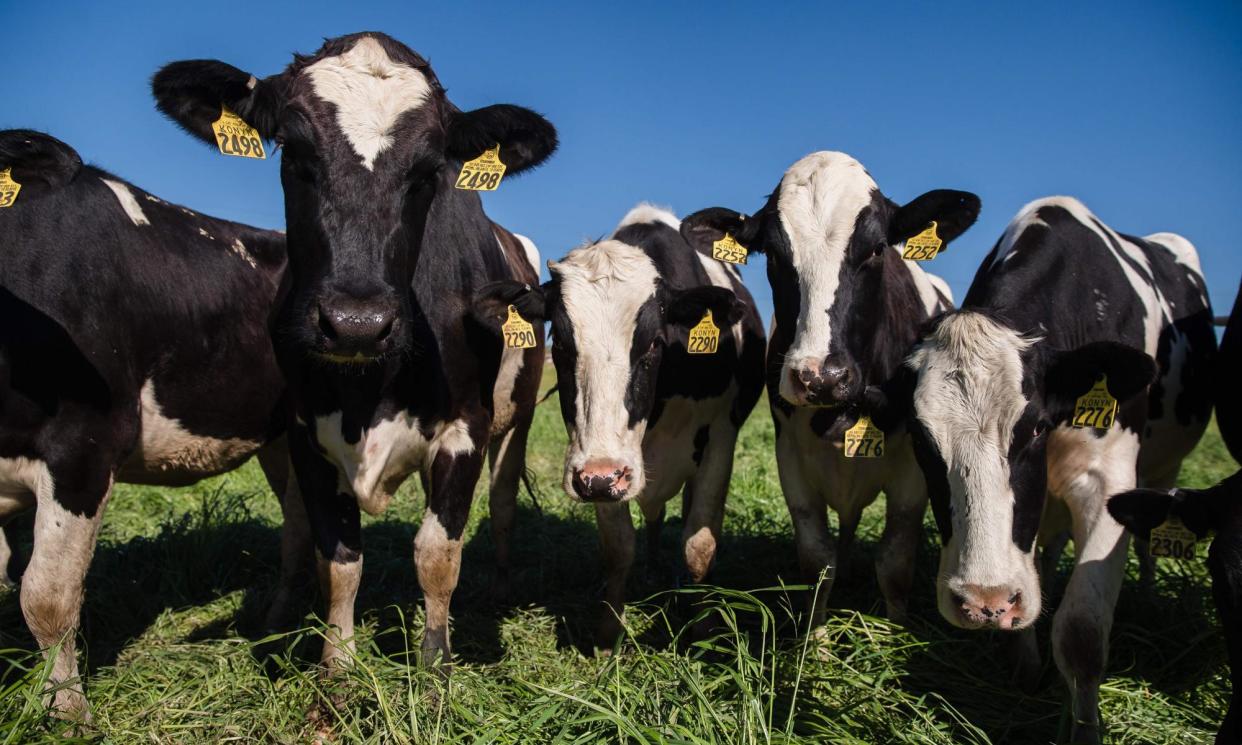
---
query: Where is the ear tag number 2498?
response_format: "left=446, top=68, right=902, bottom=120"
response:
left=502, top=305, right=537, bottom=349
left=902, top=221, right=942, bottom=261
left=212, top=106, right=266, bottom=160
left=844, top=415, right=885, bottom=458
left=456, top=145, right=506, bottom=191
left=688, top=310, right=720, bottom=355
left=1071, top=376, right=1118, bottom=430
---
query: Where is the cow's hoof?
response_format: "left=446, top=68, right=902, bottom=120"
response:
left=489, top=575, right=513, bottom=608
left=49, top=688, right=92, bottom=727
left=420, top=636, right=452, bottom=677
left=1067, top=722, right=1101, bottom=745
left=594, top=616, right=623, bottom=654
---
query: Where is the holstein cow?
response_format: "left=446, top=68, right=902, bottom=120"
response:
left=1109, top=471, right=1242, bottom=745
left=0, top=130, right=295, bottom=718
left=153, top=32, right=556, bottom=671
left=498, top=204, right=765, bottom=646
left=905, top=197, right=1215, bottom=743
left=680, top=152, right=979, bottom=624
left=1217, top=279, right=1242, bottom=462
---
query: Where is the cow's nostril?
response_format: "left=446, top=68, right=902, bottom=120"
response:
left=376, top=317, right=394, bottom=342
left=1009, top=591, right=1022, bottom=605
left=318, top=306, right=338, bottom=340
left=952, top=593, right=967, bottom=608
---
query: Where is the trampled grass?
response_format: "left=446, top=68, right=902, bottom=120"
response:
left=0, top=367, right=1235, bottom=743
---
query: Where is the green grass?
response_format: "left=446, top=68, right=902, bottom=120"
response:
left=0, top=365, right=1235, bottom=743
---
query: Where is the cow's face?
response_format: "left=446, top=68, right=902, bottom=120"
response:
left=539, top=241, right=743, bottom=503
left=154, top=32, right=556, bottom=365
left=683, top=152, right=979, bottom=407
left=906, top=311, right=1155, bottom=631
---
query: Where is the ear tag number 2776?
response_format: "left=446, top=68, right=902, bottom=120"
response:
left=0, top=168, right=20, bottom=208
left=456, top=145, right=506, bottom=191
left=844, top=415, right=885, bottom=458
left=212, top=106, right=266, bottom=160
left=1071, top=376, right=1118, bottom=430
left=902, top=221, right=942, bottom=261
left=688, top=310, right=720, bottom=355
left=502, top=305, right=537, bottom=349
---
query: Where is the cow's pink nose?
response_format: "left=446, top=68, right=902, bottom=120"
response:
left=571, top=460, right=633, bottom=502
left=954, top=586, right=1026, bottom=629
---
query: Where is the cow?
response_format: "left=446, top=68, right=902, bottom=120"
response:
left=0, top=130, right=299, bottom=719
left=679, top=151, right=979, bottom=625
left=152, top=32, right=557, bottom=672
left=1217, top=280, right=1242, bottom=462
left=904, top=196, right=1216, bottom=744
left=1108, top=471, right=1241, bottom=745
left=492, top=204, right=766, bottom=646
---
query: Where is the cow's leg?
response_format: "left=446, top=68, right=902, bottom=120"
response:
left=1007, top=626, right=1042, bottom=692
left=594, top=501, right=636, bottom=650
left=416, top=422, right=486, bottom=671
left=1052, top=462, right=1136, bottom=745
left=776, top=428, right=833, bottom=627
left=681, top=423, right=735, bottom=586
left=1041, top=530, right=1071, bottom=580
left=0, top=493, right=33, bottom=589
left=638, top=498, right=665, bottom=585
left=257, top=439, right=313, bottom=630
left=875, top=462, right=927, bottom=623
left=20, top=465, right=112, bottom=721
left=486, top=419, right=529, bottom=604
left=289, top=425, right=363, bottom=670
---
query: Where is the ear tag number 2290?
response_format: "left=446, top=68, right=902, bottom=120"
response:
left=844, top=415, right=885, bottom=458
left=502, top=305, right=537, bottom=349
left=902, top=221, right=942, bottom=261
left=688, top=310, right=720, bottom=354
left=455, top=145, right=506, bottom=191
left=1071, top=376, right=1118, bottom=430
left=212, top=106, right=266, bottom=160
left=0, top=168, right=20, bottom=208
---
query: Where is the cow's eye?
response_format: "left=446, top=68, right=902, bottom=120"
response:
left=872, top=242, right=887, bottom=258
left=1033, top=420, right=1051, bottom=438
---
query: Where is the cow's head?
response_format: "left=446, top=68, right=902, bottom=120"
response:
left=906, top=311, right=1156, bottom=630
left=153, top=32, right=557, bottom=364
left=0, top=129, right=83, bottom=194
left=682, top=152, right=978, bottom=407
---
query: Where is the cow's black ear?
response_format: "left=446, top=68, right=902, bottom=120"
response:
left=1044, top=341, right=1157, bottom=423
left=0, top=130, right=82, bottom=188
left=666, top=285, right=746, bottom=328
left=152, top=60, right=282, bottom=147
left=447, top=105, right=557, bottom=175
left=471, top=280, right=546, bottom=331
left=681, top=207, right=764, bottom=255
left=890, top=189, right=981, bottom=248
left=1106, top=488, right=1177, bottom=538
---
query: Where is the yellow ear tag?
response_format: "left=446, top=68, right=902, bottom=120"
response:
left=712, top=233, right=748, bottom=265
left=902, top=221, right=943, bottom=261
left=455, top=145, right=506, bottom=191
left=211, top=106, right=266, bottom=160
left=687, top=310, right=720, bottom=355
left=1149, top=516, right=1198, bottom=560
left=0, top=168, right=20, bottom=208
left=844, top=415, right=885, bottom=458
left=1071, top=376, right=1118, bottom=430
left=501, top=305, right=537, bottom=349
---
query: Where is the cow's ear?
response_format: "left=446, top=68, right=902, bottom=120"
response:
left=446, top=105, right=557, bottom=175
left=681, top=207, right=764, bottom=255
left=666, top=285, right=746, bottom=328
left=471, top=280, right=546, bottom=330
left=1106, top=488, right=1175, bottom=538
left=0, top=130, right=82, bottom=189
left=1043, top=341, right=1157, bottom=423
left=152, top=60, right=282, bottom=147
left=889, top=189, right=981, bottom=248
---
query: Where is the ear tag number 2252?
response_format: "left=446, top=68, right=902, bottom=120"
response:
left=212, top=106, right=267, bottom=160
left=1149, top=516, right=1198, bottom=561
left=1071, top=376, right=1118, bottom=430
left=456, top=145, right=506, bottom=191
left=0, top=168, right=20, bottom=208
left=902, top=221, right=942, bottom=261
left=712, top=233, right=748, bottom=265
left=688, top=310, right=720, bottom=355
left=502, top=305, right=537, bottom=349
left=844, top=415, right=885, bottom=458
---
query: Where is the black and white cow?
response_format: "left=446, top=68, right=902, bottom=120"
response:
left=152, top=32, right=556, bottom=671
left=905, top=196, right=1216, bottom=743
left=680, top=152, right=979, bottom=624
left=1217, top=280, right=1242, bottom=462
left=496, top=204, right=765, bottom=646
left=0, top=130, right=296, bottom=718
left=1109, top=470, right=1242, bottom=745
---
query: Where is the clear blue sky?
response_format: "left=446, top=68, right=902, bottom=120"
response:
left=5, top=1, right=1240, bottom=320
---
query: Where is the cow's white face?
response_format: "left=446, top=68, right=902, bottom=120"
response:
left=908, top=313, right=1047, bottom=630
left=549, top=241, right=662, bottom=503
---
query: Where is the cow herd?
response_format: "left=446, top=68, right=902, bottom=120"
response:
left=0, top=31, right=1238, bottom=744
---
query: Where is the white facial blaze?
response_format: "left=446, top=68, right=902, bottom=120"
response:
left=101, top=178, right=150, bottom=226
left=775, top=152, right=876, bottom=366
left=552, top=238, right=660, bottom=489
left=305, top=36, right=432, bottom=171
left=908, top=313, right=1043, bottom=624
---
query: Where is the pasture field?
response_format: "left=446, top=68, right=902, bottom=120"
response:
left=0, top=366, right=1235, bottom=744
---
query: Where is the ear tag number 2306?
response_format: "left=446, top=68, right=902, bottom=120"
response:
left=1071, top=376, right=1118, bottom=430
left=844, top=415, right=885, bottom=458
left=1149, top=516, right=1198, bottom=561
left=502, top=305, right=537, bottom=349
left=456, top=145, right=506, bottom=191
left=212, top=106, right=266, bottom=160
